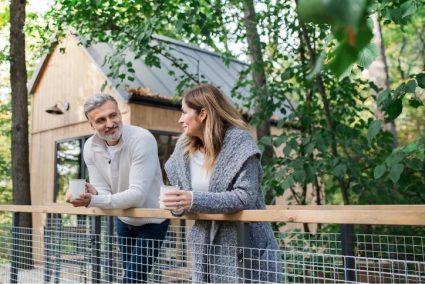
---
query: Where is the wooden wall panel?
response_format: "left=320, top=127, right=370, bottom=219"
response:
left=31, top=123, right=93, bottom=206
left=130, top=104, right=182, bottom=134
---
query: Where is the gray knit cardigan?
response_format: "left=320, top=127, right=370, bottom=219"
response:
left=165, top=127, right=282, bottom=283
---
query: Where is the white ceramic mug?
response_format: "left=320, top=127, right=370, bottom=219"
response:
left=159, top=185, right=180, bottom=209
left=67, top=179, right=86, bottom=199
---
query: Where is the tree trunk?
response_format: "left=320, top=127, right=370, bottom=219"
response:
left=10, top=0, right=33, bottom=269
left=369, top=13, right=398, bottom=148
left=242, top=0, right=275, bottom=204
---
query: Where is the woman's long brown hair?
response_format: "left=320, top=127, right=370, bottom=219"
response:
left=180, top=83, right=246, bottom=172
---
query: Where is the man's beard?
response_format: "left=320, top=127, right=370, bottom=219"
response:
left=97, top=123, right=123, bottom=143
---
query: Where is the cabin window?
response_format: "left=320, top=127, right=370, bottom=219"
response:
left=151, top=131, right=180, bottom=185
left=54, top=137, right=89, bottom=203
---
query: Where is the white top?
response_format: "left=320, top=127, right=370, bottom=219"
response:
left=84, top=124, right=164, bottom=226
left=190, top=150, right=215, bottom=242
left=190, top=150, right=211, bottom=192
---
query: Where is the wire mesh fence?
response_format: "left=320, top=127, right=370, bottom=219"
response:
left=0, top=212, right=423, bottom=283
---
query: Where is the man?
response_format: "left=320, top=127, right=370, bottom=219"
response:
left=67, top=93, right=169, bottom=283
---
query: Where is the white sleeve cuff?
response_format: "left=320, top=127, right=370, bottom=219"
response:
left=88, top=194, right=109, bottom=208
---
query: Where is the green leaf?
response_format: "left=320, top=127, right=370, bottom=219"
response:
left=367, top=120, right=381, bottom=145
left=293, top=170, right=306, bottom=184
left=374, top=164, right=386, bottom=179
left=403, top=143, right=418, bottom=154
left=387, top=7, right=404, bottom=24
left=394, top=82, right=406, bottom=96
left=409, top=98, right=423, bottom=108
left=332, top=163, right=347, bottom=177
left=274, top=135, right=286, bottom=147
left=298, top=0, right=366, bottom=27
left=406, top=159, right=423, bottom=171
left=305, top=142, right=315, bottom=154
left=308, top=50, right=326, bottom=80
left=400, top=0, right=417, bottom=18
left=338, top=64, right=353, bottom=80
left=289, top=158, right=305, bottom=169
left=385, top=99, right=403, bottom=120
left=282, top=176, right=295, bottom=190
left=328, top=43, right=358, bottom=78
left=259, top=136, right=273, bottom=146
left=385, top=151, right=405, bottom=167
left=389, top=164, right=404, bottom=184
left=297, top=0, right=337, bottom=25
left=405, top=80, right=417, bottom=93
left=377, top=90, right=391, bottom=107
left=357, top=43, right=378, bottom=68
left=416, top=73, right=425, bottom=88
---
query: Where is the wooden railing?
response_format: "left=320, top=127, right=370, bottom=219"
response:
left=0, top=204, right=424, bottom=283
left=0, top=204, right=424, bottom=225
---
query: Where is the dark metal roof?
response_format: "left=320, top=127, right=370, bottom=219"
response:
left=83, top=35, right=250, bottom=108
left=29, top=34, right=292, bottom=118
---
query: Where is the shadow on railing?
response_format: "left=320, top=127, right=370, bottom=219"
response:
left=0, top=205, right=424, bottom=283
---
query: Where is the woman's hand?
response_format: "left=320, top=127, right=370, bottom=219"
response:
left=161, top=190, right=192, bottom=211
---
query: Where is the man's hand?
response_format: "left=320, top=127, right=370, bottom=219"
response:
left=85, top=182, right=98, bottom=195
left=66, top=182, right=97, bottom=207
left=66, top=193, right=92, bottom=207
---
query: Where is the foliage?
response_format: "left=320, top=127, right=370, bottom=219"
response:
left=0, top=0, right=48, bottom=206
left=0, top=98, right=12, bottom=204
left=382, top=8, right=425, bottom=144
left=0, top=1, right=11, bottom=203
left=298, top=0, right=373, bottom=77
left=297, top=0, right=423, bottom=78
left=0, top=213, right=12, bottom=263
left=43, top=0, right=231, bottom=95
left=43, top=0, right=425, bottom=211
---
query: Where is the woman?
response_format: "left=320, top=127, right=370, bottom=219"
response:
left=162, top=83, right=282, bottom=283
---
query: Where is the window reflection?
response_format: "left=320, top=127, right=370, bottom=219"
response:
left=55, top=138, right=87, bottom=203
left=153, top=132, right=179, bottom=185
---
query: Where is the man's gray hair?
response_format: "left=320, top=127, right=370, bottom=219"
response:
left=83, top=93, right=118, bottom=119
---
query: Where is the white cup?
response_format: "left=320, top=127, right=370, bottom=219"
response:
left=67, top=179, right=86, bottom=199
left=159, top=185, right=180, bottom=209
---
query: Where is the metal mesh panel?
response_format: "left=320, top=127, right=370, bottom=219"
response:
left=0, top=213, right=423, bottom=283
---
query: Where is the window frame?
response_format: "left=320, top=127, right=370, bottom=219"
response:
left=53, top=135, right=90, bottom=203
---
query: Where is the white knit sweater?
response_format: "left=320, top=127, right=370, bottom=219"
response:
left=84, top=124, right=165, bottom=226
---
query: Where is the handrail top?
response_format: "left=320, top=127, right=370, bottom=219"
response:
left=0, top=204, right=424, bottom=226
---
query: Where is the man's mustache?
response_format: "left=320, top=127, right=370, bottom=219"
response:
left=105, top=125, right=119, bottom=131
